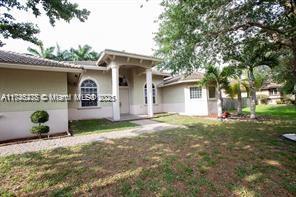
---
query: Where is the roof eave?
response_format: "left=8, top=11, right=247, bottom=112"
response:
left=0, top=63, right=83, bottom=73
left=96, top=49, right=162, bottom=66
left=159, top=79, right=200, bottom=87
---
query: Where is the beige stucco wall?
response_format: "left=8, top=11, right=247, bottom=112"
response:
left=0, top=68, right=69, bottom=141
left=68, top=68, right=166, bottom=119
left=130, top=68, right=164, bottom=114
left=162, top=84, right=186, bottom=113
left=68, top=69, right=113, bottom=120
left=0, top=68, right=68, bottom=112
left=257, top=90, right=282, bottom=105
left=162, top=82, right=217, bottom=116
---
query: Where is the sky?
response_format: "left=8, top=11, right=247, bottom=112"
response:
left=2, top=0, right=163, bottom=56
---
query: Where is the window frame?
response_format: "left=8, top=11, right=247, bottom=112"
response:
left=208, top=86, right=217, bottom=100
left=79, top=78, right=100, bottom=108
left=144, top=83, right=157, bottom=104
left=189, top=86, right=202, bottom=99
left=270, top=88, right=278, bottom=96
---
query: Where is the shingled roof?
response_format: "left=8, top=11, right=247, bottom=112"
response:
left=0, top=50, right=81, bottom=69
left=159, top=72, right=204, bottom=87
left=67, top=61, right=97, bottom=67
left=260, top=82, right=282, bottom=90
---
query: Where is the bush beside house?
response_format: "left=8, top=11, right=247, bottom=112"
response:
left=30, top=110, right=50, bottom=138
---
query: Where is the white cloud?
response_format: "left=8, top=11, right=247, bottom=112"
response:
left=2, top=0, right=163, bottom=56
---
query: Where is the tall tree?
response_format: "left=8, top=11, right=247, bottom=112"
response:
left=225, top=38, right=279, bottom=118
left=155, top=0, right=287, bottom=118
left=1, top=0, right=90, bottom=46
left=156, top=0, right=295, bottom=77
left=199, top=65, right=235, bottom=117
left=272, top=53, right=296, bottom=102
left=70, top=45, right=99, bottom=61
left=27, top=44, right=55, bottom=59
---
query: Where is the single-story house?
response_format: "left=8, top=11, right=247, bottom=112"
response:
left=0, top=49, right=218, bottom=141
left=257, top=83, right=283, bottom=104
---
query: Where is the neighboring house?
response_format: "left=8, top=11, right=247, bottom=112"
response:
left=236, top=82, right=283, bottom=105
left=0, top=49, right=218, bottom=141
left=257, top=83, right=283, bottom=104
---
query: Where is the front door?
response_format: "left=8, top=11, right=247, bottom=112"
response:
left=119, top=88, right=129, bottom=114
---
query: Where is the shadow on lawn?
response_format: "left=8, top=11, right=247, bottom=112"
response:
left=0, top=119, right=295, bottom=196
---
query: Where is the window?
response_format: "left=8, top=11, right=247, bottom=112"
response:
left=80, top=79, right=98, bottom=107
left=119, top=76, right=128, bottom=86
left=270, top=88, right=278, bottom=96
left=144, top=83, right=156, bottom=104
left=208, top=86, right=216, bottom=99
left=190, top=87, right=202, bottom=99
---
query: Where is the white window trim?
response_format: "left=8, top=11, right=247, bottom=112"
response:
left=79, top=77, right=100, bottom=108
left=270, top=89, right=278, bottom=96
left=208, top=86, right=217, bottom=100
left=144, top=82, right=157, bottom=105
left=189, top=86, right=202, bottom=99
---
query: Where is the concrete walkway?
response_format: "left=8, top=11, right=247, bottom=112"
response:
left=0, top=120, right=182, bottom=156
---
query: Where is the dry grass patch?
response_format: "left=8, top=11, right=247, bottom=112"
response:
left=0, top=114, right=295, bottom=196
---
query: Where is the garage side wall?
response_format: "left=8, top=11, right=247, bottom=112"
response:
left=162, top=84, right=186, bottom=113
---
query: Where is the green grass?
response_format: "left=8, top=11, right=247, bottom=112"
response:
left=70, top=119, right=138, bottom=135
left=243, top=104, right=296, bottom=119
left=0, top=106, right=295, bottom=196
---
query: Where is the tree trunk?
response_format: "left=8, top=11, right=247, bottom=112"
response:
left=237, top=76, right=242, bottom=115
left=292, top=38, right=296, bottom=80
left=248, top=67, right=256, bottom=119
left=217, top=87, right=223, bottom=118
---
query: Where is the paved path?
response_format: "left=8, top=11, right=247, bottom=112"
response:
left=0, top=120, right=182, bottom=156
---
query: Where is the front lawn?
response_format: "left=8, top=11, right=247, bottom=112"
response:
left=243, top=104, right=296, bottom=119
left=0, top=111, right=295, bottom=196
left=70, top=119, right=138, bottom=135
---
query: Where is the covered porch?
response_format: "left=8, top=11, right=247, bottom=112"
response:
left=97, top=49, right=162, bottom=121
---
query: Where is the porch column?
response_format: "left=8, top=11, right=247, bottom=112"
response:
left=146, top=68, right=154, bottom=117
left=111, top=62, right=120, bottom=121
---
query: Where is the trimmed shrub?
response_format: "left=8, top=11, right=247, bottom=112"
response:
left=31, top=125, right=50, bottom=135
left=276, top=100, right=284, bottom=104
left=30, top=110, right=50, bottom=138
left=31, top=110, right=49, bottom=124
left=257, top=94, right=268, bottom=105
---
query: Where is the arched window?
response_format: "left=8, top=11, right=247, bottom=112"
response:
left=144, top=83, right=156, bottom=104
left=80, top=79, right=98, bottom=107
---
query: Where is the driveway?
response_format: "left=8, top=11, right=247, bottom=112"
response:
left=0, top=120, right=183, bottom=156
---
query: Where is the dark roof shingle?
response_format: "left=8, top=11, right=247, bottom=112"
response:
left=260, top=83, right=282, bottom=90
left=161, top=72, right=204, bottom=86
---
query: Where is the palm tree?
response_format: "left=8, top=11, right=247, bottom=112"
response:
left=70, top=44, right=99, bottom=61
left=199, top=65, right=235, bottom=117
left=225, top=38, right=279, bottom=119
left=27, top=44, right=56, bottom=59
left=55, top=44, right=72, bottom=61
left=228, top=68, right=243, bottom=115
